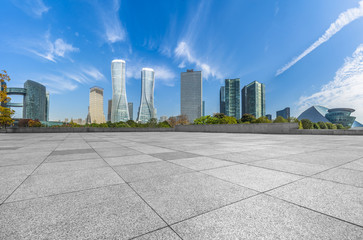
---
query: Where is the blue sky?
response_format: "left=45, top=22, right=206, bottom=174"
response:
left=1, top=0, right=363, bottom=122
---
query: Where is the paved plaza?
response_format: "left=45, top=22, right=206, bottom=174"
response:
left=0, top=132, right=363, bottom=239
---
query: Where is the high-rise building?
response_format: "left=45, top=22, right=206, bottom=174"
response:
left=128, top=102, right=133, bottom=120
left=220, top=86, right=225, bottom=114
left=225, top=78, right=240, bottom=119
left=107, top=99, right=112, bottom=122
left=202, top=101, right=205, bottom=117
left=266, top=114, right=272, bottom=120
left=23, top=80, right=47, bottom=121
left=45, top=92, right=50, bottom=121
left=137, top=68, right=156, bottom=123
left=180, top=69, right=202, bottom=122
left=111, top=59, right=129, bottom=122
left=276, top=107, right=290, bottom=120
left=87, top=86, right=106, bottom=124
left=242, top=81, right=265, bottom=118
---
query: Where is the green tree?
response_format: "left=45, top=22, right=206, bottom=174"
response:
left=336, top=124, right=344, bottom=129
left=287, top=117, right=300, bottom=123
left=273, top=116, right=288, bottom=123
left=193, top=116, right=210, bottom=125
left=313, top=123, right=320, bottom=129
left=317, top=121, right=327, bottom=129
left=240, top=113, right=256, bottom=123
left=325, top=122, right=337, bottom=129
left=300, top=119, right=313, bottom=129
left=219, top=115, right=237, bottom=124
left=0, top=70, right=15, bottom=128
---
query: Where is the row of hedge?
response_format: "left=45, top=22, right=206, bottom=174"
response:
left=193, top=114, right=348, bottom=130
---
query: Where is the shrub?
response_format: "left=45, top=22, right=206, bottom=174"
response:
left=287, top=117, right=299, bottom=123
left=336, top=124, right=344, bottom=129
left=326, top=122, right=337, bottom=129
left=313, top=123, right=320, bottom=129
left=194, top=116, right=210, bottom=125
left=126, top=120, right=138, bottom=128
left=300, top=119, right=313, bottom=129
left=273, top=116, right=288, bottom=123
left=28, top=119, right=42, bottom=127
left=158, top=121, right=171, bottom=128
left=18, top=119, right=30, bottom=128
left=240, top=114, right=255, bottom=123
left=317, top=122, right=327, bottom=129
left=218, top=115, right=237, bottom=124
left=252, top=116, right=272, bottom=123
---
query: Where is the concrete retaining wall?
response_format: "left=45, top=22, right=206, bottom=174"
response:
left=1, top=123, right=363, bottom=135
left=1, top=127, right=174, bottom=133
left=175, top=123, right=298, bottom=134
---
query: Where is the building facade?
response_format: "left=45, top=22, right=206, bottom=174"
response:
left=220, top=86, right=225, bottom=114
left=87, top=86, right=106, bottom=124
left=137, top=68, right=156, bottom=123
left=180, top=69, right=202, bottom=122
left=202, top=101, right=205, bottom=117
left=111, top=59, right=129, bottom=122
left=242, top=81, right=265, bottom=118
left=107, top=99, right=112, bottom=122
left=23, top=80, right=47, bottom=121
left=128, top=102, right=133, bottom=121
left=266, top=114, right=272, bottom=120
left=225, top=78, right=240, bottom=119
left=45, top=93, right=49, bottom=121
left=159, top=116, right=168, bottom=122
left=276, top=107, right=290, bottom=119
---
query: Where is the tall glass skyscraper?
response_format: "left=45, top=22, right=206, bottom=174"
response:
left=225, top=78, right=240, bottom=119
left=137, top=68, right=156, bottom=123
left=180, top=69, right=202, bottom=122
left=276, top=107, right=290, bottom=119
left=23, top=80, right=47, bottom=121
left=111, top=59, right=129, bottom=122
left=220, top=86, right=225, bottom=114
left=242, top=81, right=265, bottom=118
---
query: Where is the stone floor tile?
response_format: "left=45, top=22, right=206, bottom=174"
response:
left=203, top=164, right=302, bottom=192
left=0, top=184, right=166, bottom=240
left=313, top=167, right=363, bottom=187
left=269, top=178, right=363, bottom=226
left=130, top=172, right=257, bottom=224
left=104, top=154, right=161, bottom=166
left=133, top=227, right=181, bottom=240
left=172, top=194, right=363, bottom=240
left=150, top=151, right=200, bottom=160
left=34, top=159, right=108, bottom=175
left=170, top=156, right=237, bottom=171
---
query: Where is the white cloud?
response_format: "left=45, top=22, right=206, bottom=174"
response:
left=276, top=1, right=363, bottom=76
left=12, top=0, right=49, bottom=18
left=27, top=32, right=78, bottom=62
left=298, top=43, right=363, bottom=122
left=97, top=0, right=126, bottom=43
left=174, top=41, right=221, bottom=79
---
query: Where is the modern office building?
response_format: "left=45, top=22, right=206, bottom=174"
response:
left=107, top=99, right=112, bottom=122
left=220, top=86, right=225, bottom=114
left=266, top=114, right=272, bottom=120
left=202, top=101, right=205, bottom=117
left=242, top=81, right=265, bottom=118
left=180, top=69, right=202, bottom=122
left=111, top=59, right=129, bottom=122
left=276, top=107, right=290, bottom=119
left=128, top=102, right=133, bottom=121
left=225, top=78, right=240, bottom=119
left=87, top=86, right=106, bottom=124
left=45, top=92, right=49, bottom=121
left=23, top=80, right=47, bottom=121
left=137, top=68, right=156, bottom=123
left=298, top=105, right=358, bottom=127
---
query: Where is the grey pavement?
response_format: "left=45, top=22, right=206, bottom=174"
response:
left=0, top=132, right=363, bottom=239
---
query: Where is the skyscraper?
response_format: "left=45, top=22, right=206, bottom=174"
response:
left=242, top=81, right=265, bottom=118
left=180, top=69, right=202, bottom=122
left=107, top=99, right=112, bottom=122
left=111, top=59, right=129, bottom=122
left=203, top=101, right=205, bottom=117
left=23, top=80, right=47, bottom=121
left=225, top=78, right=240, bottom=119
left=87, top=86, right=106, bottom=124
left=46, top=92, right=49, bottom=121
left=220, top=86, right=225, bottom=114
left=137, top=68, right=156, bottom=123
left=128, top=102, right=133, bottom=120
left=276, top=107, right=290, bottom=119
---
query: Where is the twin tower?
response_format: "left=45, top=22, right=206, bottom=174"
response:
left=111, top=59, right=156, bottom=123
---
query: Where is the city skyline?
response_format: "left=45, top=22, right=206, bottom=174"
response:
left=1, top=0, right=363, bottom=122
